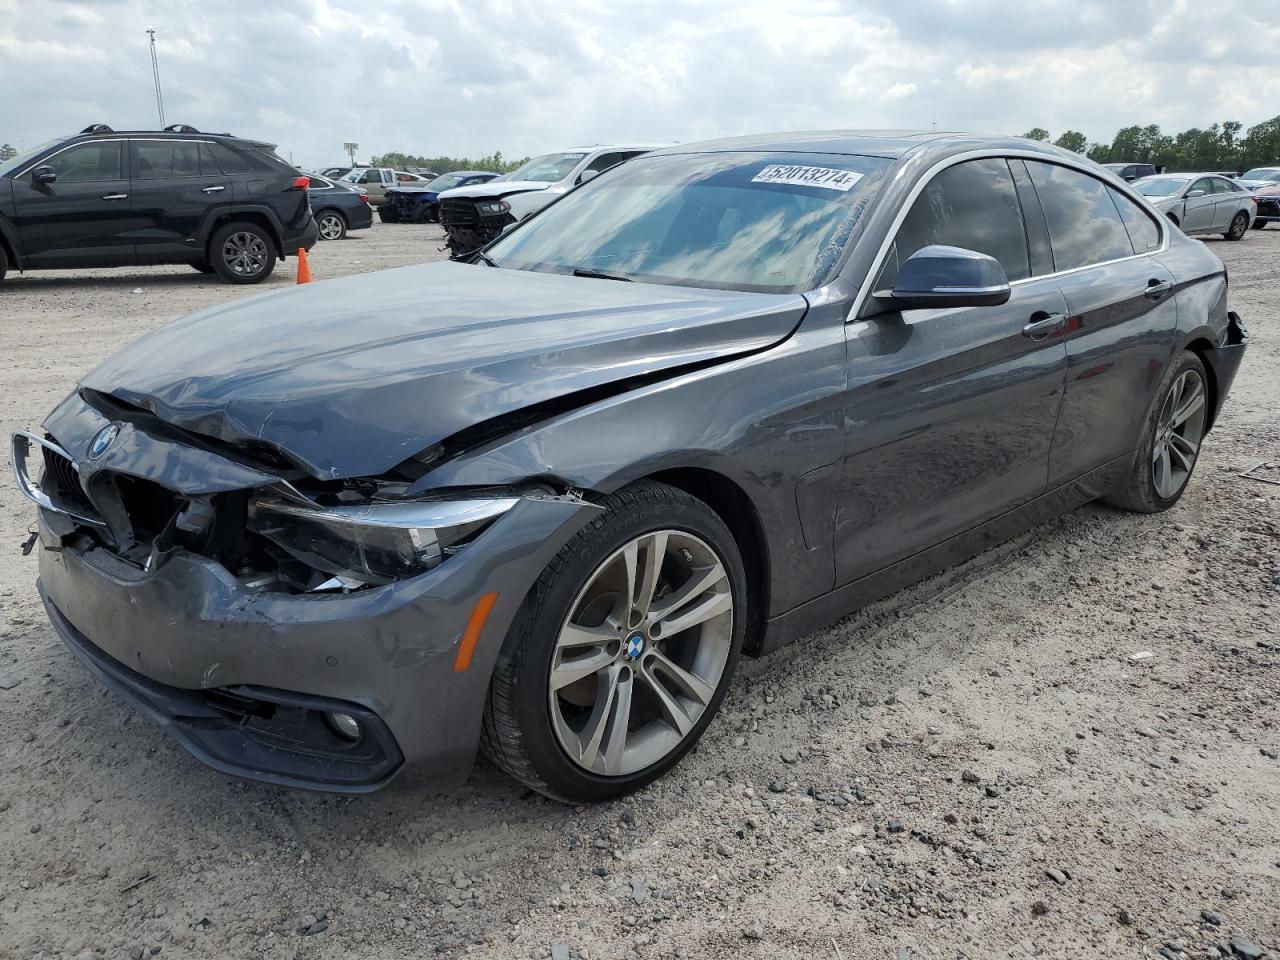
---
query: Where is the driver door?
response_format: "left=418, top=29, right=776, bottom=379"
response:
left=1181, top=178, right=1216, bottom=232
left=836, top=157, right=1068, bottom=585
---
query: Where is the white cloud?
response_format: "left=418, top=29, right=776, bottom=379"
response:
left=0, top=0, right=1277, bottom=168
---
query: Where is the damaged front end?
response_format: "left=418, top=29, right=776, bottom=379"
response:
left=440, top=196, right=515, bottom=257
left=13, top=397, right=527, bottom=597
left=13, top=390, right=599, bottom=791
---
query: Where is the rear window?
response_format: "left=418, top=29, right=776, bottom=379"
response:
left=1025, top=161, right=1134, bottom=270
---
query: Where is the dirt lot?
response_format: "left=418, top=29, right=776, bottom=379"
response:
left=0, top=222, right=1276, bottom=960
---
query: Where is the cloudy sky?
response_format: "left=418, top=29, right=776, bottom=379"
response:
left=2, top=0, right=1277, bottom=168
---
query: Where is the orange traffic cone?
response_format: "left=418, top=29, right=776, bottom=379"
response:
left=296, top=247, right=312, bottom=284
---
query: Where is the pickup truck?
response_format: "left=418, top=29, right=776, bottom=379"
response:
left=437, top=145, right=657, bottom=255
left=336, top=167, right=426, bottom=205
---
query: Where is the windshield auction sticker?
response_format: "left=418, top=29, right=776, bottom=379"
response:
left=750, top=165, right=864, bottom=191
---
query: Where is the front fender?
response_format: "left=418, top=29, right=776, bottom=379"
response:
left=410, top=309, right=851, bottom=617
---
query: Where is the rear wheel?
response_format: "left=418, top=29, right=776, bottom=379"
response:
left=316, top=211, right=347, bottom=241
left=1223, top=211, right=1249, bottom=241
left=209, top=222, right=275, bottom=284
left=1104, top=352, right=1209, bottom=513
left=482, top=481, right=746, bottom=802
left=1253, top=219, right=1268, bottom=230
left=0, top=243, right=8, bottom=283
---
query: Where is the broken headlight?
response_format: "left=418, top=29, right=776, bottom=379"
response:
left=476, top=199, right=511, bottom=217
left=247, top=495, right=518, bottom=585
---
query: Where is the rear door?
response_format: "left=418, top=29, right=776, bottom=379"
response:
left=11, top=140, right=135, bottom=266
left=1210, top=177, right=1242, bottom=230
left=1181, top=177, right=1216, bottom=232
left=1022, top=160, right=1180, bottom=485
left=128, top=139, right=232, bottom=262
left=836, top=157, right=1069, bottom=584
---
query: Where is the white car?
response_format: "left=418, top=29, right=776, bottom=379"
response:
left=1236, top=166, right=1280, bottom=190
left=437, top=145, right=660, bottom=255
left=1131, top=173, right=1257, bottom=241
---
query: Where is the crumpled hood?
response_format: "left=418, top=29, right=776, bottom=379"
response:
left=82, top=261, right=807, bottom=480
left=438, top=180, right=553, bottom=200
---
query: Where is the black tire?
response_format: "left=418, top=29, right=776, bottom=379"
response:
left=409, top=203, right=433, bottom=224
left=481, top=480, right=747, bottom=803
left=316, top=210, right=347, bottom=241
left=209, top=221, right=276, bottom=285
left=191, top=261, right=216, bottom=274
left=0, top=243, right=8, bottom=283
left=377, top=205, right=399, bottom=224
left=425, top=203, right=440, bottom=223
left=1252, top=219, right=1267, bottom=230
left=1103, top=351, right=1210, bottom=513
left=1223, top=211, right=1249, bottom=241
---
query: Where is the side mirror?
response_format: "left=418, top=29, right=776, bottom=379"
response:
left=1186, top=189, right=1206, bottom=199
left=577, top=169, right=601, bottom=185
left=890, top=245, right=1011, bottom=309
left=31, top=166, right=57, bottom=185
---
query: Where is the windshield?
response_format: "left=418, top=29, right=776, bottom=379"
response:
left=486, top=151, right=890, bottom=294
left=1241, top=167, right=1280, bottom=180
left=0, top=138, right=65, bottom=177
left=502, top=152, right=587, bottom=183
left=426, top=172, right=470, bottom=191
left=1134, top=177, right=1189, bottom=197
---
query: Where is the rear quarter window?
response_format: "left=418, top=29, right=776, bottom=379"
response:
left=209, top=143, right=253, bottom=175
left=1109, top=188, right=1161, bottom=254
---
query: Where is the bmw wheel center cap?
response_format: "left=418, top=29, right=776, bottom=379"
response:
left=624, top=633, right=646, bottom=661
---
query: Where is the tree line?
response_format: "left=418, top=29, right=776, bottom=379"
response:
left=1021, top=115, right=1280, bottom=172
left=370, top=150, right=528, bottom=174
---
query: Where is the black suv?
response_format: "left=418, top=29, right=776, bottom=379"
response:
left=0, top=124, right=318, bottom=284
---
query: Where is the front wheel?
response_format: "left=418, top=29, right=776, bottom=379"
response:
left=377, top=205, right=398, bottom=223
left=1223, top=211, right=1249, bottom=241
left=209, top=222, right=276, bottom=284
left=1253, top=219, right=1268, bottom=230
left=1104, top=352, right=1209, bottom=513
left=0, top=242, right=8, bottom=283
left=316, top=211, right=347, bottom=241
left=481, top=481, right=747, bottom=802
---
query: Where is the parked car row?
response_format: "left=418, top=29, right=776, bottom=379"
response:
left=1131, top=173, right=1257, bottom=239
left=379, top=170, right=500, bottom=224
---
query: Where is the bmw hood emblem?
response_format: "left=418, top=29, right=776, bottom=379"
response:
left=88, top=422, right=120, bottom=459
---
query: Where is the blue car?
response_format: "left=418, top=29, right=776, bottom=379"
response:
left=308, top=174, right=374, bottom=240
left=382, top=170, right=500, bottom=224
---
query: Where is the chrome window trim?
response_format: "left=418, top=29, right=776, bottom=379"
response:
left=846, top=147, right=1170, bottom=322
left=13, top=137, right=219, bottom=179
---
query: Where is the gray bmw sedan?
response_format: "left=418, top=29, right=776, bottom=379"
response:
left=13, top=132, right=1247, bottom=802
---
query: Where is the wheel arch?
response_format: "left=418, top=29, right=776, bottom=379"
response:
left=640, top=466, right=771, bottom=657
left=0, top=217, right=22, bottom=269
left=1182, top=336, right=1221, bottom=430
left=204, top=208, right=285, bottom=259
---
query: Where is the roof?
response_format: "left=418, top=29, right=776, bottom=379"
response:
left=646, top=130, right=1065, bottom=160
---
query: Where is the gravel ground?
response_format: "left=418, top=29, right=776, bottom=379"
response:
left=0, top=222, right=1276, bottom=960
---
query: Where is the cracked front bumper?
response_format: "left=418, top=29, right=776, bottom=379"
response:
left=36, top=494, right=596, bottom=792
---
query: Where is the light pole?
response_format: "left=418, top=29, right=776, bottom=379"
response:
left=344, top=142, right=359, bottom=165
left=147, top=28, right=166, bottom=128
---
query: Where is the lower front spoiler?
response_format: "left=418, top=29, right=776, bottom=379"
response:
left=43, top=588, right=403, bottom=793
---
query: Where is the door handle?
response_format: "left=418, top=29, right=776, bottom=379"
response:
left=1022, top=312, right=1067, bottom=341
left=1145, top=279, right=1173, bottom=300
left=100, top=193, right=128, bottom=200
left=201, top=185, right=226, bottom=193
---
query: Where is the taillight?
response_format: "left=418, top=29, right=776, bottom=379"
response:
left=359, top=192, right=369, bottom=204
left=290, top=176, right=310, bottom=191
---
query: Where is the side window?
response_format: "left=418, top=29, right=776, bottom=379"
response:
left=208, top=143, right=252, bottom=174
left=584, top=151, right=641, bottom=176
left=135, top=141, right=202, bottom=179
left=307, top=177, right=331, bottom=190
left=884, top=157, right=1030, bottom=286
left=1188, top=178, right=1212, bottom=196
left=1211, top=178, right=1235, bottom=194
left=382, top=170, right=395, bottom=184
left=1025, top=161, right=1134, bottom=270
left=362, top=170, right=380, bottom=184
left=30, top=141, right=122, bottom=182
left=1109, top=188, right=1161, bottom=253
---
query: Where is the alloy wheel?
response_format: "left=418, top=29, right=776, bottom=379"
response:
left=548, top=530, right=734, bottom=777
left=1228, top=212, right=1248, bottom=240
left=318, top=214, right=344, bottom=240
left=1152, top=368, right=1207, bottom=499
left=222, top=231, right=268, bottom=277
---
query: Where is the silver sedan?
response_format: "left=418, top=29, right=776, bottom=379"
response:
left=1133, top=173, right=1257, bottom=240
